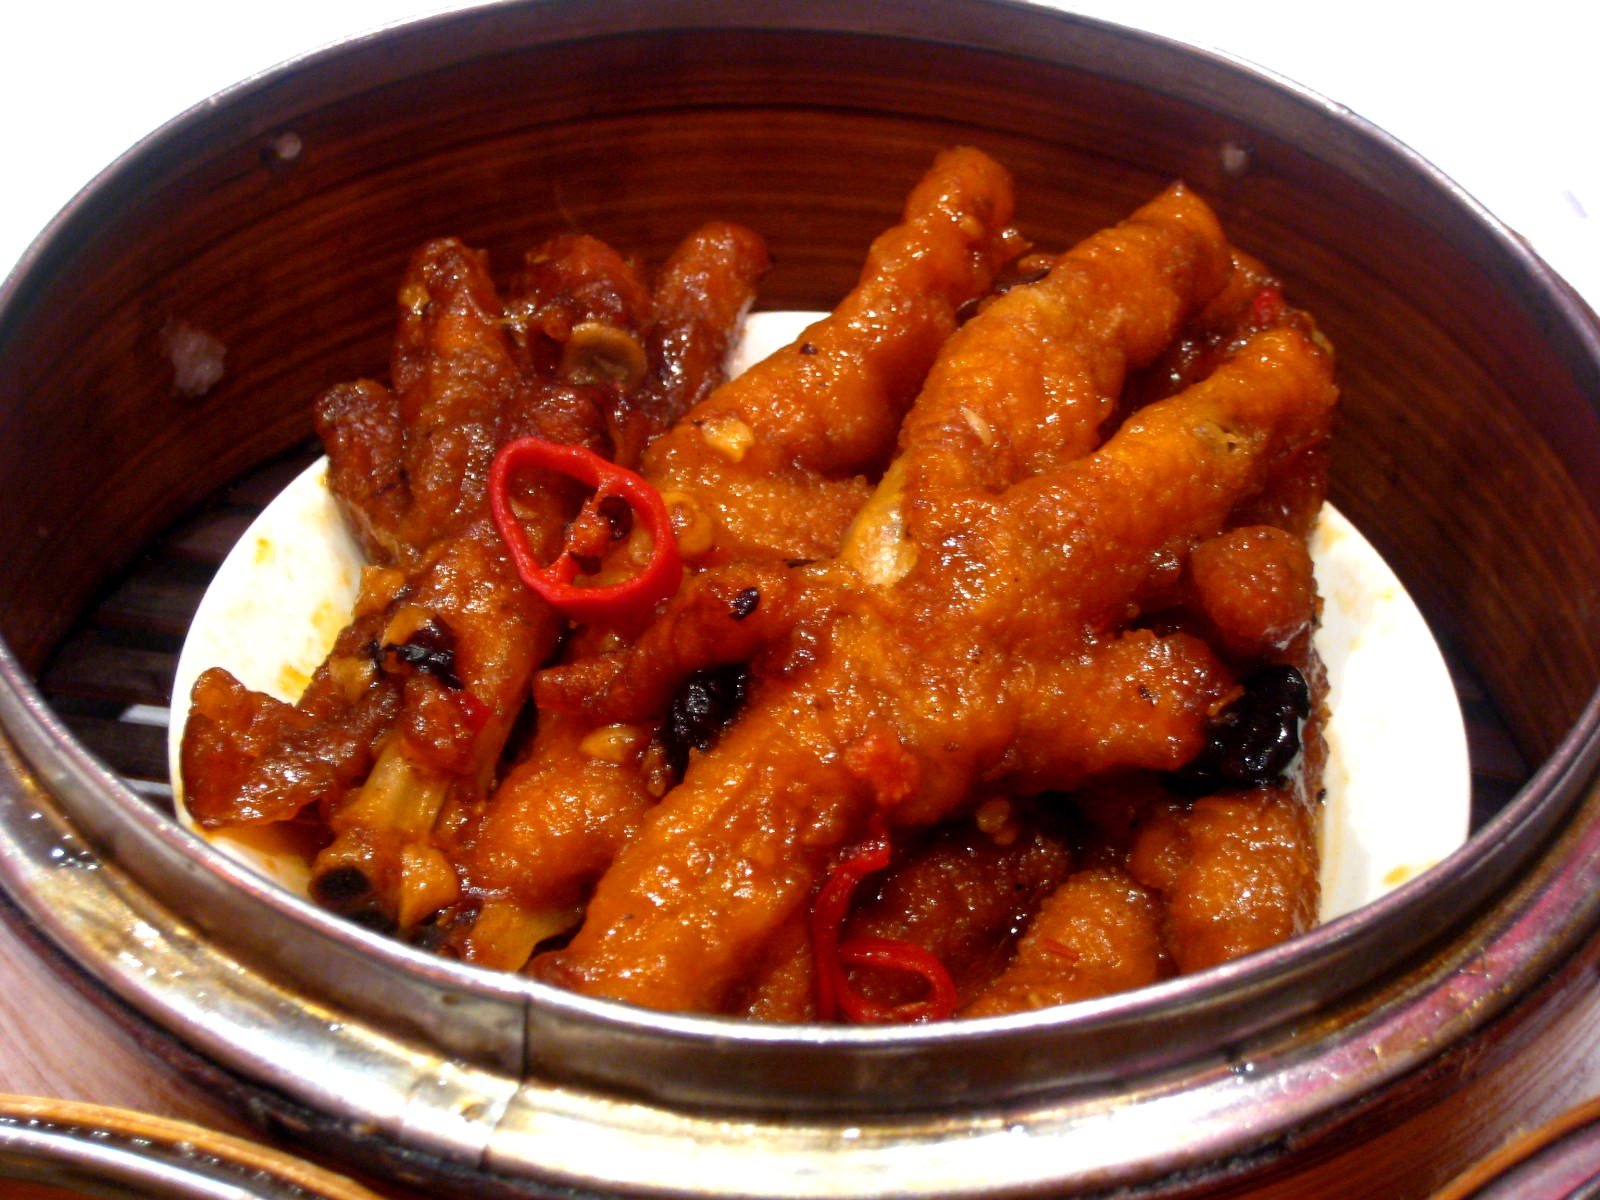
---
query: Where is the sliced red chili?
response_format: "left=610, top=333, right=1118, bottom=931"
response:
left=489, top=437, right=683, bottom=622
left=811, top=824, right=890, bottom=1022
left=835, top=937, right=958, bottom=1024
left=811, top=817, right=957, bottom=1024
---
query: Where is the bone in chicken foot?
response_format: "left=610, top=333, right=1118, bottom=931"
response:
left=186, top=233, right=677, bottom=935
left=525, top=186, right=1251, bottom=1008
left=444, top=150, right=1024, bottom=965
left=182, top=237, right=550, bottom=832
left=641, top=145, right=1023, bottom=566
left=540, top=306, right=1334, bottom=1012
left=304, top=230, right=716, bottom=931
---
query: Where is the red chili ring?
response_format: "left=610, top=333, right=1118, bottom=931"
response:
left=835, top=936, right=960, bottom=1024
left=811, top=818, right=957, bottom=1024
left=488, top=437, right=683, bottom=622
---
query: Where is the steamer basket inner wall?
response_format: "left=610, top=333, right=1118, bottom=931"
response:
left=1, top=18, right=1597, bottom=819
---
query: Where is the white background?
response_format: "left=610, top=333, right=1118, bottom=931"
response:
left=1, top=2, right=1595, bottom=308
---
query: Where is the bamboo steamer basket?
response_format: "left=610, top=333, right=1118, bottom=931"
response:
left=0, top=1095, right=383, bottom=1200
left=0, top=2, right=1597, bottom=1196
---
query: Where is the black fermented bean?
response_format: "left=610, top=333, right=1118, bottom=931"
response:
left=1168, top=665, right=1311, bottom=796
left=662, top=664, right=751, bottom=778
left=728, top=587, right=761, bottom=620
left=382, top=618, right=464, bottom=690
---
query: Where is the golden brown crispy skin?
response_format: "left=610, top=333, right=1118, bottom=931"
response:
left=1121, top=625, right=1329, bottom=974
left=961, top=867, right=1169, bottom=1018
left=448, top=151, right=1018, bottom=967
left=619, top=221, right=772, bottom=465
left=1187, top=525, right=1318, bottom=660
left=533, top=561, right=809, bottom=724
left=307, top=521, right=558, bottom=927
left=184, top=232, right=667, bottom=933
left=449, top=710, right=661, bottom=969
left=640, top=146, right=1022, bottom=565
left=188, top=161, right=1339, bottom=1020
left=389, top=240, right=544, bottom=555
left=537, top=186, right=1336, bottom=1014
left=438, top=219, right=776, bottom=963
left=1128, top=787, right=1320, bottom=972
left=731, top=814, right=1073, bottom=1021
left=897, top=181, right=1230, bottom=502
left=315, top=380, right=408, bottom=564
left=1002, top=630, right=1235, bottom=794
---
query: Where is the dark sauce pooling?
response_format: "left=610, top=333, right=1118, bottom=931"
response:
left=1168, top=664, right=1311, bottom=796
left=663, top=664, right=751, bottom=778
